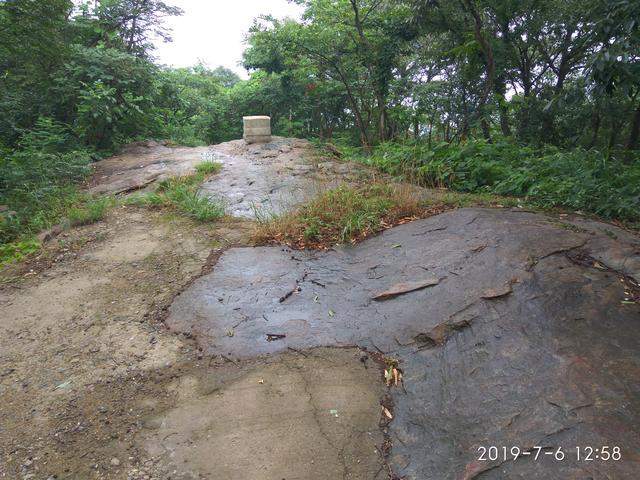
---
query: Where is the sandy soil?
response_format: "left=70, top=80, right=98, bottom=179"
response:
left=0, top=205, right=258, bottom=479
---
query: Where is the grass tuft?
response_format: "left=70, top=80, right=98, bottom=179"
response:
left=254, top=183, right=435, bottom=248
left=125, top=161, right=225, bottom=222
left=66, top=196, right=115, bottom=227
left=195, top=161, right=222, bottom=176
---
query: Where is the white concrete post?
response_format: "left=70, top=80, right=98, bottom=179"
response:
left=243, top=116, right=272, bottom=144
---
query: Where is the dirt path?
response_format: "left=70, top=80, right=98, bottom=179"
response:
left=1, top=139, right=389, bottom=480
left=1, top=138, right=639, bottom=480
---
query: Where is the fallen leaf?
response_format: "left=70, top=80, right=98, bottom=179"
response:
left=266, top=333, right=286, bottom=341
left=328, top=309, right=335, bottom=317
left=391, top=244, right=402, bottom=249
left=373, top=278, right=440, bottom=301
left=382, top=406, right=393, bottom=420
left=55, top=380, right=72, bottom=390
left=481, top=284, right=513, bottom=299
left=258, top=379, right=264, bottom=384
left=226, top=328, right=234, bottom=337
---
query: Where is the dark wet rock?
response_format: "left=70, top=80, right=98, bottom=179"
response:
left=167, top=208, right=640, bottom=479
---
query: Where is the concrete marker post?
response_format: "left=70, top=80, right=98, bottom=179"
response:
left=243, top=116, right=272, bottom=144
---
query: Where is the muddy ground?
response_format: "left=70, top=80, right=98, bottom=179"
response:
left=1, top=138, right=639, bottom=480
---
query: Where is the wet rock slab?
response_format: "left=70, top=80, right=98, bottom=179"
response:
left=89, top=140, right=210, bottom=194
left=89, top=137, right=370, bottom=216
left=167, top=208, right=640, bottom=478
left=200, top=137, right=367, bottom=218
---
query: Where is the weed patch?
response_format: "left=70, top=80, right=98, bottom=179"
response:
left=125, top=161, right=225, bottom=222
left=66, top=196, right=115, bottom=227
left=0, top=238, right=40, bottom=266
left=254, top=183, right=441, bottom=248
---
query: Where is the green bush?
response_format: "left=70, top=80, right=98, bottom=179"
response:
left=348, top=140, right=640, bottom=224
left=0, top=145, right=92, bottom=243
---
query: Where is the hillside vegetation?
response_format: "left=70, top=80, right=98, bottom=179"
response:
left=1, top=0, right=639, bottom=261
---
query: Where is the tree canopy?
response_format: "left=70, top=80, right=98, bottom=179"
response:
left=242, top=0, right=640, bottom=152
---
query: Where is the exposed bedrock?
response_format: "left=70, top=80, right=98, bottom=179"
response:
left=166, top=208, right=640, bottom=478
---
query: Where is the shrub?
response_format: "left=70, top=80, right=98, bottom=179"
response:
left=347, top=140, right=640, bottom=225
left=0, top=147, right=92, bottom=243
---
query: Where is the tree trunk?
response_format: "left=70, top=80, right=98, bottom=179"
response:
left=609, top=119, right=621, bottom=150
left=481, top=118, right=492, bottom=142
left=494, top=78, right=511, bottom=136
left=331, top=62, right=370, bottom=150
left=463, top=0, right=495, bottom=139
left=588, top=107, right=601, bottom=149
left=625, top=104, right=640, bottom=150
left=378, top=98, right=387, bottom=142
left=350, top=0, right=388, bottom=143
left=428, top=114, right=435, bottom=147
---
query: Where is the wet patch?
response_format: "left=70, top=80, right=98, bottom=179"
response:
left=199, top=137, right=369, bottom=218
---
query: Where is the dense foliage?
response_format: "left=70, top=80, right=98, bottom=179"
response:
left=0, top=1, right=247, bottom=244
left=244, top=0, right=640, bottom=153
left=348, top=140, right=640, bottom=223
left=240, top=0, right=639, bottom=223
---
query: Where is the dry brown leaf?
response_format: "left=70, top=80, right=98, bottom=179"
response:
left=373, top=277, right=440, bottom=301
left=481, top=284, right=513, bottom=299
left=382, top=406, right=393, bottom=420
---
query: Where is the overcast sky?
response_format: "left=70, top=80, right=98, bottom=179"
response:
left=154, top=1, right=304, bottom=78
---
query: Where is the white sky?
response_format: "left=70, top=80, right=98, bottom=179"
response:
left=154, top=1, right=304, bottom=78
